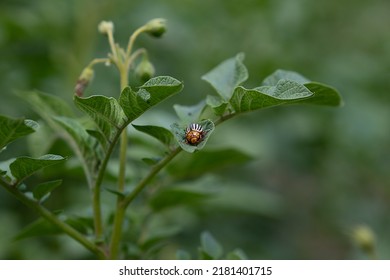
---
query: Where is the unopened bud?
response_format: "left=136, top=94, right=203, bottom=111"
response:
left=135, top=56, right=155, bottom=83
left=98, top=20, right=114, bottom=35
left=351, top=225, right=376, bottom=256
left=75, top=67, right=94, bottom=96
left=144, top=18, right=166, bottom=38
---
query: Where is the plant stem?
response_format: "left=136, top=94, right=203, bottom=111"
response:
left=109, top=147, right=182, bottom=259
left=126, top=26, right=147, bottom=59
left=107, top=60, right=129, bottom=259
left=108, top=113, right=234, bottom=258
left=123, top=147, right=182, bottom=208
left=91, top=116, right=124, bottom=248
left=0, top=179, right=105, bottom=259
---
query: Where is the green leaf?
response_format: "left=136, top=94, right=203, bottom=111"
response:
left=255, top=79, right=313, bottom=99
left=17, top=90, right=75, bottom=119
left=230, top=85, right=307, bottom=114
left=171, top=119, right=215, bottom=153
left=202, top=53, right=248, bottom=100
left=119, top=76, right=183, bottom=122
left=53, top=116, right=103, bottom=176
left=167, top=148, right=252, bottom=179
left=262, top=69, right=310, bottom=85
left=132, top=124, right=174, bottom=147
left=74, top=95, right=126, bottom=141
left=27, top=122, right=56, bottom=157
left=14, top=215, right=93, bottom=240
left=199, top=231, right=223, bottom=260
left=206, top=95, right=228, bottom=116
left=173, top=100, right=206, bottom=124
left=33, top=180, right=62, bottom=202
left=10, top=154, right=65, bottom=183
left=230, top=69, right=342, bottom=114
left=0, top=115, right=38, bottom=149
left=14, top=218, right=62, bottom=240
left=64, top=216, right=94, bottom=235
left=296, top=82, right=343, bottom=106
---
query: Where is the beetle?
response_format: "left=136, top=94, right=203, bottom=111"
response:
left=185, top=123, right=204, bottom=145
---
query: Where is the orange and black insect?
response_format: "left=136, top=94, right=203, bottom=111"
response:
left=185, top=123, right=204, bottom=145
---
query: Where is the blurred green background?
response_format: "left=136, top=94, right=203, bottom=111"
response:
left=1, top=0, right=389, bottom=259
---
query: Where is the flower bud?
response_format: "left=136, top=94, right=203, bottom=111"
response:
left=98, top=20, right=114, bottom=35
left=75, top=67, right=94, bottom=96
left=144, top=18, right=166, bottom=38
left=351, top=225, right=376, bottom=257
left=135, top=56, right=155, bottom=83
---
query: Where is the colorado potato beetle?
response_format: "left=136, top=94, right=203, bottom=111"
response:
left=185, top=123, right=204, bottom=145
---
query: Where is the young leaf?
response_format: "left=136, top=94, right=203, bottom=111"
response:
left=0, top=115, right=38, bottom=149
left=206, top=95, right=228, bottom=116
left=173, top=100, right=206, bottom=124
left=33, top=179, right=62, bottom=202
left=74, top=95, right=126, bottom=141
left=199, top=231, right=223, bottom=260
left=9, top=154, right=65, bottom=184
left=202, top=53, right=248, bottom=101
left=132, top=124, right=174, bottom=147
left=171, top=119, right=215, bottom=153
left=119, top=76, right=183, bottom=122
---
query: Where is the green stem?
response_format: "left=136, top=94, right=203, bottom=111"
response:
left=87, top=58, right=110, bottom=68
left=109, top=147, right=182, bottom=259
left=123, top=147, right=182, bottom=208
left=91, top=119, right=123, bottom=247
left=0, top=179, right=105, bottom=259
left=126, top=26, right=147, bottom=59
left=107, top=62, right=129, bottom=259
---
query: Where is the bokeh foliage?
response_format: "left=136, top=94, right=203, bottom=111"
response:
left=1, top=0, right=389, bottom=259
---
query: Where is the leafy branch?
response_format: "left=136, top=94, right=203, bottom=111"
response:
left=0, top=19, right=342, bottom=260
